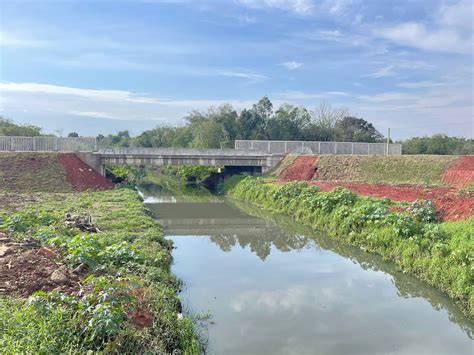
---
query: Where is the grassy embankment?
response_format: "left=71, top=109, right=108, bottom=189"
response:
left=229, top=177, right=473, bottom=317
left=0, top=152, right=73, bottom=193
left=0, top=153, right=200, bottom=353
left=315, top=155, right=457, bottom=185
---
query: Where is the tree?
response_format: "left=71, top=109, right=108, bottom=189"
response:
left=304, top=102, right=349, bottom=141
left=402, top=135, right=474, bottom=155
left=67, top=132, right=79, bottom=137
left=266, top=104, right=311, bottom=140
left=0, top=116, right=42, bottom=136
left=335, top=116, right=384, bottom=142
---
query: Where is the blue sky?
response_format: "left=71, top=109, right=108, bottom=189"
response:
left=0, top=0, right=472, bottom=138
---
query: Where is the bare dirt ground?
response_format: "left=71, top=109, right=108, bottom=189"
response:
left=311, top=181, right=473, bottom=221
left=0, top=232, right=85, bottom=297
left=57, top=153, right=113, bottom=191
left=277, top=154, right=474, bottom=221
left=442, top=156, right=474, bottom=188
left=279, top=155, right=319, bottom=181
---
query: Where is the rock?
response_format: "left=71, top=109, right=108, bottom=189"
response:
left=51, top=269, right=69, bottom=285
left=37, top=247, right=57, bottom=259
left=0, top=245, right=13, bottom=257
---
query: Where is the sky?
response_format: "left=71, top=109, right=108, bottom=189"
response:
left=0, top=0, right=473, bottom=139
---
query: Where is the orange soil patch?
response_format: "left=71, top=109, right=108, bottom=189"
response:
left=442, top=156, right=474, bottom=188
left=279, top=155, right=319, bottom=181
left=311, top=181, right=473, bottom=221
left=57, top=153, right=113, bottom=191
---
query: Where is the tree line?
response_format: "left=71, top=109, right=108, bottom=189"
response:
left=98, top=97, right=384, bottom=148
left=1, top=96, right=472, bottom=155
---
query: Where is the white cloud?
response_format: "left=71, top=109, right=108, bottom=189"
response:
left=238, top=0, right=314, bottom=15
left=279, top=61, right=303, bottom=70
left=215, top=70, right=268, bottom=81
left=379, top=22, right=470, bottom=54
left=367, top=65, right=395, bottom=78
left=0, top=31, right=51, bottom=48
left=324, top=0, right=354, bottom=15
left=279, top=90, right=349, bottom=100
left=397, top=81, right=446, bottom=89
left=68, top=111, right=127, bottom=120
left=438, top=0, right=474, bottom=35
left=0, top=82, right=268, bottom=125
left=0, top=82, right=159, bottom=103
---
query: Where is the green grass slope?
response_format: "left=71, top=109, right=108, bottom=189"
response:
left=316, top=155, right=457, bottom=186
left=0, top=153, right=72, bottom=192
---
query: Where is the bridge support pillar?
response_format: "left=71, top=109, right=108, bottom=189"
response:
left=76, top=152, right=106, bottom=177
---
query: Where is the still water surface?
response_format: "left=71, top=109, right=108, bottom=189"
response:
left=145, top=192, right=473, bottom=355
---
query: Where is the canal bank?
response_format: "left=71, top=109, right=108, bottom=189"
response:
left=143, top=189, right=473, bottom=354
left=228, top=177, right=474, bottom=318
left=0, top=188, right=200, bottom=353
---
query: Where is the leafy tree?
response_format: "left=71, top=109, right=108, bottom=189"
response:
left=335, top=116, right=384, bottom=142
left=402, top=134, right=473, bottom=155
left=67, top=132, right=79, bottom=137
left=0, top=116, right=42, bottom=136
left=266, top=104, right=310, bottom=140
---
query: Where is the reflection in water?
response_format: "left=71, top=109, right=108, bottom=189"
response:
left=146, top=191, right=473, bottom=354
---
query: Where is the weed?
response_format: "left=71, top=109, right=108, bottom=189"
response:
left=230, top=176, right=474, bottom=317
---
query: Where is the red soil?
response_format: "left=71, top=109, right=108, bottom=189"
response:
left=57, top=153, right=113, bottom=192
left=280, top=155, right=319, bottom=181
left=277, top=154, right=474, bottom=221
left=441, top=156, right=474, bottom=188
left=311, top=181, right=473, bottom=221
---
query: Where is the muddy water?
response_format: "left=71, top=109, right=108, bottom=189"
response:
left=145, top=193, right=473, bottom=355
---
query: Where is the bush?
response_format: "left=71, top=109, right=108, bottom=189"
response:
left=229, top=176, right=474, bottom=317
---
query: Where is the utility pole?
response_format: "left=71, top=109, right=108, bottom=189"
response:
left=386, top=128, right=391, bottom=155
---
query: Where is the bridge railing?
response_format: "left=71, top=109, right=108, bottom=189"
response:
left=235, top=140, right=402, bottom=155
left=98, top=147, right=275, bottom=156
left=0, top=136, right=97, bottom=152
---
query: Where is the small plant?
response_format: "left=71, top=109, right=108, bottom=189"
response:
left=408, top=200, right=439, bottom=223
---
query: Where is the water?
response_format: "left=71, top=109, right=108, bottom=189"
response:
left=145, top=193, right=473, bottom=355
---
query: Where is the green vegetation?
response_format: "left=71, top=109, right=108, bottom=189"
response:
left=357, top=155, right=456, bottom=185
left=96, top=99, right=384, bottom=149
left=229, top=177, right=474, bottom=317
left=316, top=155, right=456, bottom=185
left=163, top=166, right=220, bottom=184
left=401, top=134, right=473, bottom=155
left=0, top=153, right=72, bottom=193
left=0, top=189, right=200, bottom=353
left=0, top=117, right=43, bottom=136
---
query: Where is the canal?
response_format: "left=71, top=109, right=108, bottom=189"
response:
left=144, top=192, right=473, bottom=354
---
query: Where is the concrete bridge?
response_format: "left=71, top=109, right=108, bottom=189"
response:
left=77, top=148, right=284, bottom=176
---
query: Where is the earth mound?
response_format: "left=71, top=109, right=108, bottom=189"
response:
left=279, top=155, right=318, bottom=181
left=441, top=156, right=474, bottom=188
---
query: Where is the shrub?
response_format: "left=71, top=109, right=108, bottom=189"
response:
left=229, top=176, right=473, bottom=317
